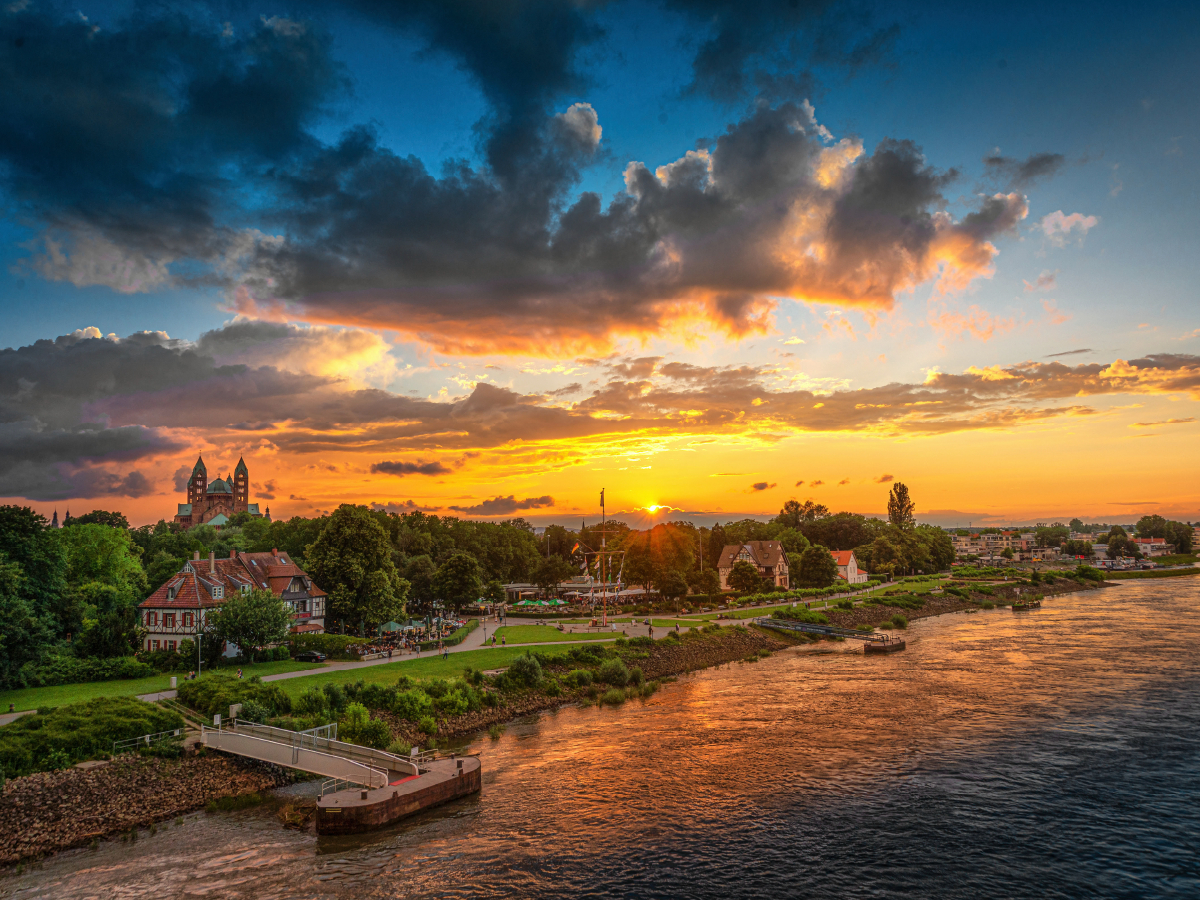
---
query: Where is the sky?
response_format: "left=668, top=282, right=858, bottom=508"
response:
left=1, top=0, right=1198, bottom=529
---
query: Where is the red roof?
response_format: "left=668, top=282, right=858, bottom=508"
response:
left=140, top=551, right=326, bottom=609
left=830, top=550, right=855, bottom=566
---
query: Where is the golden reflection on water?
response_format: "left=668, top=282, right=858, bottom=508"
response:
left=9, top=579, right=1200, bottom=900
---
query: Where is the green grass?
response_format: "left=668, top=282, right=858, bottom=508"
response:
left=269, top=646, right=567, bottom=700
left=0, top=659, right=324, bottom=714
left=1106, top=567, right=1200, bottom=580
left=492, top=625, right=614, bottom=644
left=1153, top=554, right=1199, bottom=566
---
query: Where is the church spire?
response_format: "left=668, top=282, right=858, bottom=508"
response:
left=51, top=508, right=59, bottom=528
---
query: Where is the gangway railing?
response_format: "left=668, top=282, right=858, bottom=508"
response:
left=753, top=616, right=897, bottom=644
left=200, top=725, right=390, bottom=788
left=113, top=728, right=185, bottom=754
left=227, top=720, right=419, bottom=776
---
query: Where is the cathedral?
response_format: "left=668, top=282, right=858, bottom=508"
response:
left=172, top=455, right=270, bottom=529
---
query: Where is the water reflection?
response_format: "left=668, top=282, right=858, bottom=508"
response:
left=8, top=580, right=1200, bottom=899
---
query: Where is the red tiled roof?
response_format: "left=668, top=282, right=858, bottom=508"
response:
left=140, top=550, right=327, bottom=608
left=717, top=541, right=787, bottom=569
left=830, top=550, right=855, bottom=566
left=290, top=622, right=325, bottom=633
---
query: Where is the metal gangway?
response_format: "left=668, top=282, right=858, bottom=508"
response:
left=753, top=616, right=899, bottom=645
left=200, top=719, right=420, bottom=790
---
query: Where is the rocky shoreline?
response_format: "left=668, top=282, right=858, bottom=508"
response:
left=0, top=754, right=293, bottom=866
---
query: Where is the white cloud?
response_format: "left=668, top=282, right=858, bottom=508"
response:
left=1040, top=210, right=1098, bottom=247
left=556, top=102, right=602, bottom=147
left=22, top=229, right=173, bottom=294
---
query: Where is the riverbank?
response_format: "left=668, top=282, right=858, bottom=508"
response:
left=0, top=754, right=294, bottom=866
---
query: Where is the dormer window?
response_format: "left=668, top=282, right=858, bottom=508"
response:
left=167, top=585, right=178, bottom=600
left=213, top=585, right=224, bottom=599
left=241, top=584, right=251, bottom=594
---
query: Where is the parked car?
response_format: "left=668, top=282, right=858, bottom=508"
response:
left=294, top=650, right=327, bottom=663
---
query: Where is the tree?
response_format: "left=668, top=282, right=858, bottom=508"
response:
left=306, top=504, right=410, bottom=633
left=58, top=523, right=148, bottom=599
left=916, top=525, right=955, bottom=571
left=1062, top=540, right=1094, bottom=559
left=208, top=588, right=294, bottom=655
left=1001, top=546, right=1015, bottom=560
left=483, top=578, right=506, bottom=604
left=727, top=560, right=762, bottom=593
left=76, top=604, right=141, bottom=658
left=1163, top=520, right=1194, bottom=554
left=532, top=555, right=575, bottom=595
left=0, top=552, right=54, bottom=686
left=1068, top=518, right=1085, bottom=532
left=69, top=510, right=130, bottom=530
left=887, top=483, right=915, bottom=530
left=795, top=545, right=840, bottom=588
left=1106, top=534, right=1141, bottom=560
left=431, top=552, right=483, bottom=608
left=1034, top=525, right=1070, bottom=548
left=692, top=569, right=720, bottom=595
left=403, top=555, right=437, bottom=607
left=775, top=499, right=830, bottom=528
left=1135, top=514, right=1168, bottom=538
left=653, top=568, right=689, bottom=602
left=0, top=506, right=67, bottom=635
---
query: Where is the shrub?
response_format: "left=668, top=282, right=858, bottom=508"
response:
left=435, top=689, right=470, bottom=717
left=544, top=678, right=562, bottom=697
left=177, top=675, right=292, bottom=718
left=1075, top=564, right=1105, bottom=583
left=339, top=702, right=392, bottom=749
left=640, top=681, right=659, bottom=699
left=358, top=683, right=397, bottom=710
left=628, top=666, right=645, bottom=687
left=837, top=600, right=854, bottom=610
left=601, top=688, right=626, bottom=706
left=506, top=655, right=543, bottom=688
left=0, top=698, right=185, bottom=779
left=322, top=682, right=347, bottom=713
left=980, top=601, right=995, bottom=610
left=286, top=633, right=372, bottom=660
left=774, top=608, right=830, bottom=624
left=418, top=715, right=437, bottom=735
left=626, top=636, right=654, bottom=649
left=238, top=700, right=272, bottom=723
left=596, top=658, right=630, bottom=687
left=391, top=689, right=434, bottom=721
left=17, top=655, right=155, bottom=688
left=488, top=724, right=505, bottom=740
left=481, top=690, right=499, bottom=708
left=422, top=677, right=450, bottom=699
left=889, top=615, right=908, bottom=629
left=387, top=738, right=413, bottom=755
left=295, top=687, right=328, bottom=718
left=564, top=669, right=593, bottom=688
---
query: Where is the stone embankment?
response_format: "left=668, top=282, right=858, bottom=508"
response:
left=0, top=754, right=292, bottom=865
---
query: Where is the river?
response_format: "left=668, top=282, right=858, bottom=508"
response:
left=6, top=578, right=1200, bottom=899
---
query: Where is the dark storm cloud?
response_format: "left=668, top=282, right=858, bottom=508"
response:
left=749, top=481, right=775, bottom=491
left=370, top=459, right=453, bottom=476
left=664, top=0, right=899, bottom=101
left=982, top=151, right=1066, bottom=188
left=3, top=4, right=1024, bottom=355
left=1046, top=348, right=1092, bottom=358
left=448, top=494, right=554, bottom=515
left=0, top=6, right=347, bottom=283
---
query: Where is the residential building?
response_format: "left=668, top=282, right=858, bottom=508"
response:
left=138, top=548, right=327, bottom=652
left=831, top=550, right=870, bottom=584
left=717, top=542, right=790, bottom=590
left=1133, top=537, right=1171, bottom=557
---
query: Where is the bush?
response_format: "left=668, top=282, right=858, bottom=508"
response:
left=601, top=687, right=626, bottom=706
left=506, top=654, right=543, bottom=688
left=17, top=655, right=155, bottom=688
left=488, top=724, right=505, bottom=740
left=392, top=688, right=434, bottom=721
left=1075, top=564, right=1105, bottom=582
left=772, top=608, right=829, bottom=624
left=339, top=703, right=392, bottom=749
left=889, top=615, right=908, bottom=629
left=388, top=738, right=413, bottom=755
left=286, top=633, right=372, bottom=660
left=418, top=715, right=437, bottom=735
left=544, top=678, right=563, bottom=697
left=564, top=669, right=593, bottom=688
left=435, top=689, right=470, bottom=717
left=177, top=674, right=292, bottom=718
left=295, top=687, right=328, bottom=718
left=628, top=666, right=644, bottom=687
left=238, top=700, right=272, bottom=723
left=0, top=698, right=185, bottom=779
left=322, top=682, right=347, bottom=713
left=596, top=658, right=630, bottom=687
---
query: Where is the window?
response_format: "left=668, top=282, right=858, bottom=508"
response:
left=213, top=585, right=224, bottom=599
left=241, top=584, right=251, bottom=594
left=148, top=611, right=158, bottom=626
left=152, top=640, right=160, bottom=651
left=168, top=641, right=176, bottom=651
left=183, top=612, right=194, bottom=627
left=164, top=613, right=176, bottom=628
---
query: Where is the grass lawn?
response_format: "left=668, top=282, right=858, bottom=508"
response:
left=0, top=660, right=324, bottom=714
left=1107, top=567, right=1200, bottom=580
left=493, top=625, right=615, bottom=643
left=1154, top=554, right=1199, bottom=566
left=269, top=646, right=580, bottom=699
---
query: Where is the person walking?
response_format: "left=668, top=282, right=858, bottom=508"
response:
left=236, top=668, right=243, bottom=679
left=501, top=636, right=506, bottom=647
left=443, top=645, right=449, bottom=661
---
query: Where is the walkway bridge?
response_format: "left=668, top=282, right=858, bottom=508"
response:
left=753, top=616, right=904, bottom=650
left=200, top=721, right=422, bottom=793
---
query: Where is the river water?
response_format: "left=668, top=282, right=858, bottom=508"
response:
left=7, top=578, right=1200, bottom=899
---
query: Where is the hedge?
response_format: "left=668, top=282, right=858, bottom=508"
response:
left=287, top=633, right=372, bottom=660
left=16, top=655, right=154, bottom=688
left=177, top=674, right=293, bottom=719
left=419, top=618, right=480, bottom=651
left=0, top=697, right=185, bottom=779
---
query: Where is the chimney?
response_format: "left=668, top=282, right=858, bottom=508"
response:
left=193, top=551, right=200, bottom=561
left=209, top=551, right=216, bottom=574
left=230, top=550, right=236, bottom=559
left=272, top=548, right=278, bottom=557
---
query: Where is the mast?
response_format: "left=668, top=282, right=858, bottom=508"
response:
left=601, top=488, right=606, bottom=626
